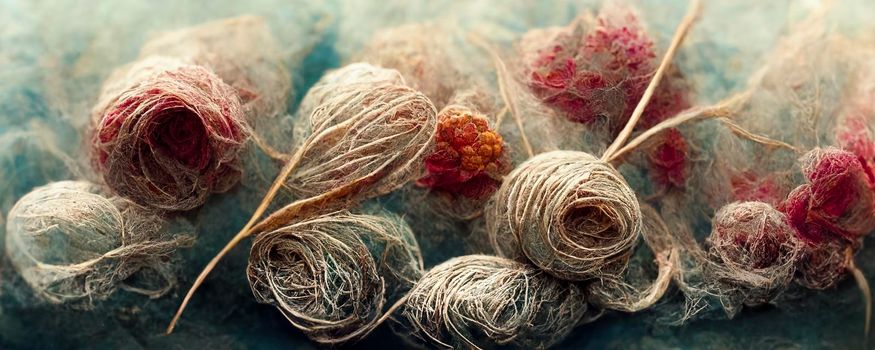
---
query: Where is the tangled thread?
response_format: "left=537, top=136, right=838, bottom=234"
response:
left=486, top=150, right=641, bottom=281
left=395, top=255, right=588, bottom=349
left=706, top=201, right=803, bottom=308
left=5, top=181, right=193, bottom=305
left=246, top=211, right=423, bottom=344
left=92, top=56, right=248, bottom=211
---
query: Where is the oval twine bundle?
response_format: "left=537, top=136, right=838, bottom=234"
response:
left=92, top=56, right=249, bottom=211
left=5, top=181, right=193, bottom=305
left=247, top=211, right=423, bottom=344
left=396, top=255, right=588, bottom=349
left=168, top=63, right=438, bottom=333
left=482, top=0, right=701, bottom=313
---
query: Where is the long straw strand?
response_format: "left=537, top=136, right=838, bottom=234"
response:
left=167, top=133, right=318, bottom=334
left=602, top=0, right=702, bottom=161
left=847, top=247, right=872, bottom=341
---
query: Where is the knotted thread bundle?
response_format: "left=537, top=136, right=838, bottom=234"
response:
left=486, top=150, right=641, bottom=281
left=246, top=211, right=422, bottom=344
left=5, top=181, right=193, bottom=304
left=706, top=201, right=803, bottom=309
left=92, top=56, right=248, bottom=211
left=395, top=255, right=588, bottom=349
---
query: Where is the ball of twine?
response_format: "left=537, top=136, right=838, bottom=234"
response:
left=486, top=150, right=641, bottom=281
left=5, top=181, right=193, bottom=305
left=706, top=201, right=803, bottom=308
left=282, top=63, right=437, bottom=202
left=396, top=254, right=588, bottom=349
left=92, top=56, right=248, bottom=211
left=246, top=211, right=423, bottom=344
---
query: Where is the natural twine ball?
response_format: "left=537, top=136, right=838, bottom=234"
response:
left=285, top=63, right=437, bottom=201
left=486, top=150, right=641, bottom=281
left=246, top=211, right=423, bottom=344
left=395, top=254, right=588, bottom=349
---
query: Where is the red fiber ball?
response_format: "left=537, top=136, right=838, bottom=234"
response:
left=784, top=148, right=875, bottom=243
left=93, top=59, right=248, bottom=211
left=709, top=201, right=801, bottom=271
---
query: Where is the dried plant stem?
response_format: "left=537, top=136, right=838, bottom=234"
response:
left=166, top=143, right=307, bottom=334
left=250, top=132, right=290, bottom=162
left=602, top=0, right=702, bottom=161
left=469, top=33, right=534, bottom=158
left=717, top=117, right=800, bottom=153
left=847, top=248, right=872, bottom=340
left=607, top=90, right=751, bottom=163
left=250, top=167, right=386, bottom=234
left=494, top=105, right=509, bottom=129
